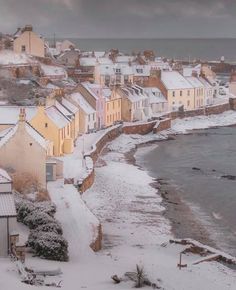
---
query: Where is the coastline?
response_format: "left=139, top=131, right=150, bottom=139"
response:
left=122, top=139, right=219, bottom=252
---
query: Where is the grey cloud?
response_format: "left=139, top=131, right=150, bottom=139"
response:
left=0, top=0, right=235, bottom=37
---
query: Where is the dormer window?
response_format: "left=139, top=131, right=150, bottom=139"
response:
left=136, top=69, right=143, bottom=74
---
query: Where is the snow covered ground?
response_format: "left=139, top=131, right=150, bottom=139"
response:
left=171, top=110, right=236, bottom=134
left=1, top=111, right=236, bottom=289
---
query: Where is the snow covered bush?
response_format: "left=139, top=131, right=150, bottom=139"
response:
left=14, top=192, right=69, bottom=261
left=16, top=198, right=56, bottom=223
left=16, top=200, right=36, bottom=222
left=27, top=231, right=68, bottom=261
left=32, top=222, right=63, bottom=235
left=23, top=211, right=58, bottom=229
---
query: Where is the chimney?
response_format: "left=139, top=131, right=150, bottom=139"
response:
left=19, top=108, right=26, bottom=122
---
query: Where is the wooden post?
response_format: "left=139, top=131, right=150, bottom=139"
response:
left=179, top=252, right=182, bottom=270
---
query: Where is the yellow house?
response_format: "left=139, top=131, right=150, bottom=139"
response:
left=30, top=105, right=73, bottom=156
left=160, top=71, right=195, bottom=111
left=61, top=98, right=80, bottom=139
left=13, top=25, right=45, bottom=58
left=105, top=89, right=122, bottom=127
left=186, top=77, right=205, bottom=108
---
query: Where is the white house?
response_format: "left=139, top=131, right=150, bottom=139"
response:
left=143, top=87, right=168, bottom=115
left=0, top=169, right=17, bottom=257
left=70, top=92, right=96, bottom=134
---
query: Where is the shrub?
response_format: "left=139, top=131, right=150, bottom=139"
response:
left=27, top=231, right=68, bottom=261
left=32, top=222, right=63, bottom=235
left=23, top=211, right=57, bottom=229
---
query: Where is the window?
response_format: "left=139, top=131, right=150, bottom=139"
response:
left=180, top=90, right=182, bottom=97
left=93, top=113, right=95, bottom=121
left=67, top=125, right=69, bottom=136
left=172, top=91, right=175, bottom=97
left=172, top=101, right=175, bottom=105
left=113, top=102, right=115, bottom=109
left=136, top=69, right=143, bottom=74
left=118, top=100, right=121, bottom=107
left=115, top=68, right=121, bottom=74
left=187, top=90, right=190, bottom=96
left=88, top=115, right=90, bottom=122
left=107, top=103, right=109, bottom=111
left=21, top=45, right=26, bottom=52
left=187, top=100, right=190, bottom=107
left=45, top=123, right=48, bottom=128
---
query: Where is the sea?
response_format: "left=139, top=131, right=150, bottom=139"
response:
left=135, top=126, right=236, bottom=256
left=52, top=38, right=236, bottom=63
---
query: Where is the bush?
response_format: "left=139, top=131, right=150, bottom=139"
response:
left=16, top=200, right=36, bottom=222
left=27, top=231, right=68, bottom=261
left=32, top=222, right=63, bottom=235
left=23, top=211, right=57, bottom=229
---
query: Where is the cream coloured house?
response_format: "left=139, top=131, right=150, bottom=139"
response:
left=159, top=71, right=195, bottom=111
left=13, top=25, right=45, bottom=58
left=186, top=76, right=205, bottom=108
left=0, top=109, right=47, bottom=189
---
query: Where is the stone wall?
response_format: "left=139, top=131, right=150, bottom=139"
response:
left=153, top=118, right=171, bottom=133
left=90, top=224, right=102, bottom=252
left=122, top=120, right=157, bottom=135
left=206, top=103, right=230, bottom=115
left=229, top=97, right=236, bottom=110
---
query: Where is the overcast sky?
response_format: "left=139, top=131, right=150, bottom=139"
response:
left=0, top=0, right=235, bottom=38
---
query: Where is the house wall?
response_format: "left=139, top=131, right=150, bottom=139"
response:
left=229, top=83, right=236, bottom=96
left=0, top=217, right=17, bottom=257
left=121, top=97, right=132, bottom=122
left=0, top=123, right=46, bottom=188
left=13, top=31, right=45, bottom=58
left=30, top=107, right=73, bottom=156
left=194, top=87, right=205, bottom=108
left=0, top=182, right=12, bottom=193
left=167, top=88, right=195, bottom=111
left=105, top=97, right=122, bottom=127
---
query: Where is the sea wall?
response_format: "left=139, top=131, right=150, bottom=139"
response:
left=122, top=120, right=157, bottom=135
left=153, top=118, right=172, bottom=133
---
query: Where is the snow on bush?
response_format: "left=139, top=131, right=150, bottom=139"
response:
left=27, top=231, right=68, bottom=261
left=32, top=222, right=63, bottom=235
left=14, top=193, right=68, bottom=261
left=23, top=211, right=59, bottom=229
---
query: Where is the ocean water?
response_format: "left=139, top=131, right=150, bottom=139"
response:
left=135, top=127, right=236, bottom=256
left=52, top=38, right=236, bottom=62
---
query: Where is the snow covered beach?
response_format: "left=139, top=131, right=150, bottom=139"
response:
left=1, top=111, right=236, bottom=289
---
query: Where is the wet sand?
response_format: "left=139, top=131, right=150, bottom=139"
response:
left=124, top=142, right=218, bottom=249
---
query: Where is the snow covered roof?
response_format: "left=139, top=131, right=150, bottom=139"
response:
left=0, top=168, right=11, bottom=184
left=0, top=122, right=47, bottom=149
left=79, top=57, right=97, bottom=66
left=132, top=65, right=151, bottom=76
left=186, top=76, right=205, bottom=88
left=62, top=98, right=79, bottom=114
left=0, top=106, right=37, bottom=125
left=97, top=57, right=113, bottom=65
left=55, top=101, right=73, bottom=118
left=0, top=50, right=37, bottom=66
left=143, top=87, right=167, bottom=104
left=46, top=106, right=70, bottom=129
left=115, top=55, right=135, bottom=63
left=97, top=63, right=133, bottom=76
left=40, top=64, right=67, bottom=77
left=70, top=93, right=95, bottom=115
left=161, top=71, right=193, bottom=90
left=199, top=77, right=213, bottom=88
left=122, top=87, right=148, bottom=103
left=0, top=193, right=17, bottom=217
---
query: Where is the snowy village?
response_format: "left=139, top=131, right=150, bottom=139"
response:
left=1, top=6, right=236, bottom=290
